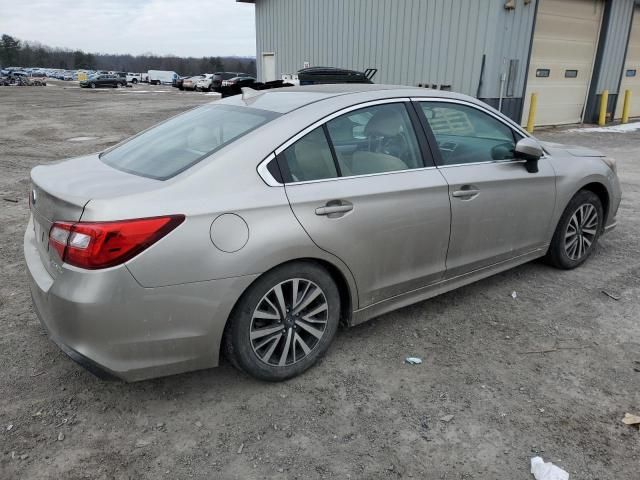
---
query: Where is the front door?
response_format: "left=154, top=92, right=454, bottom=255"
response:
left=280, top=101, right=451, bottom=307
left=416, top=100, right=556, bottom=277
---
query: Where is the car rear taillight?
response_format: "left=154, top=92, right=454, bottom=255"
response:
left=48, top=215, right=185, bottom=270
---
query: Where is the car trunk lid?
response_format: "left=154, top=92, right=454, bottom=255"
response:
left=30, top=153, right=162, bottom=277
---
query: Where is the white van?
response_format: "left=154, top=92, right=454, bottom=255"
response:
left=147, top=70, right=178, bottom=85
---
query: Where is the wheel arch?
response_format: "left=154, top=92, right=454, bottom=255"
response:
left=219, top=257, right=357, bottom=363
left=577, top=181, right=610, bottom=226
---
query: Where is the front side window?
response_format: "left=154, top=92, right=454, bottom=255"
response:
left=101, top=104, right=279, bottom=179
left=420, top=102, right=517, bottom=165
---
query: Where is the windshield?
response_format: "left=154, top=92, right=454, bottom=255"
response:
left=101, top=104, right=280, bottom=180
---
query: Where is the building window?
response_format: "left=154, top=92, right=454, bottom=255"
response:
left=536, top=69, right=550, bottom=78
left=564, top=70, right=578, bottom=78
left=626, top=69, right=637, bottom=77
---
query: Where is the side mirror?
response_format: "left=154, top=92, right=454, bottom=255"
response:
left=515, top=137, right=544, bottom=173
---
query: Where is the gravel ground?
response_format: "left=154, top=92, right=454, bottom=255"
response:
left=1, top=82, right=639, bottom=480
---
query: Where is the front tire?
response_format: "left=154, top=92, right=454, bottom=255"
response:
left=224, top=262, right=340, bottom=381
left=546, top=190, right=604, bottom=269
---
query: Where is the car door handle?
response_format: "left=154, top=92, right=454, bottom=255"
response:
left=452, top=188, right=480, bottom=198
left=315, top=203, right=353, bottom=216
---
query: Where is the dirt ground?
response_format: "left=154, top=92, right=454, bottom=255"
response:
left=1, top=81, right=638, bottom=480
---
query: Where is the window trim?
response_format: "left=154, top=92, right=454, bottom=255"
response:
left=411, top=97, right=533, bottom=168
left=257, top=98, right=436, bottom=185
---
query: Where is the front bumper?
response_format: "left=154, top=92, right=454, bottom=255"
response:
left=24, top=216, right=257, bottom=381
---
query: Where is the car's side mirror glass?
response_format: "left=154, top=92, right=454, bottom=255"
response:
left=515, top=137, right=543, bottom=173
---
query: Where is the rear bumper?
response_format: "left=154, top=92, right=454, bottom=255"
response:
left=24, top=216, right=257, bottom=381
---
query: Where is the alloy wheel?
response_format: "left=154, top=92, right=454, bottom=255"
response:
left=250, top=278, right=329, bottom=367
left=564, top=203, right=598, bottom=260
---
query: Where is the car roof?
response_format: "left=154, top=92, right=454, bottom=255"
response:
left=218, top=83, right=479, bottom=114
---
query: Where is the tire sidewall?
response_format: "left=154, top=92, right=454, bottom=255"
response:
left=549, top=190, right=604, bottom=269
left=226, top=262, right=340, bottom=381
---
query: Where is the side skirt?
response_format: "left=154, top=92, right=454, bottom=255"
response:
left=349, top=248, right=546, bottom=326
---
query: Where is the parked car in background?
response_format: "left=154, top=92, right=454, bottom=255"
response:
left=184, top=75, right=206, bottom=91
left=219, top=76, right=257, bottom=97
left=27, top=72, right=47, bottom=86
left=141, top=73, right=149, bottom=83
left=24, top=85, right=620, bottom=382
left=9, top=71, right=29, bottom=85
left=147, top=70, right=178, bottom=85
left=200, top=72, right=251, bottom=92
left=79, top=74, right=126, bottom=88
left=222, top=76, right=256, bottom=88
left=112, top=72, right=127, bottom=83
left=172, top=76, right=186, bottom=90
left=126, top=73, right=142, bottom=84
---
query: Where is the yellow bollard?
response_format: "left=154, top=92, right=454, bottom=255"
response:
left=526, top=92, right=537, bottom=133
left=621, top=89, right=632, bottom=124
left=598, top=90, right=609, bottom=126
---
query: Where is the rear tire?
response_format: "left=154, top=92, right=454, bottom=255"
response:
left=546, top=190, right=603, bottom=269
left=223, top=262, right=340, bottom=381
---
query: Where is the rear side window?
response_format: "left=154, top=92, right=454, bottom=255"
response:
left=276, top=102, right=425, bottom=183
left=101, top=104, right=279, bottom=180
left=325, top=103, right=422, bottom=176
left=279, top=127, right=338, bottom=182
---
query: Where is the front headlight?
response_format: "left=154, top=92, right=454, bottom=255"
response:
left=601, top=157, right=617, bottom=174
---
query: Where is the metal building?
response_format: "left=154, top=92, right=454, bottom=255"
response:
left=239, top=0, right=640, bottom=126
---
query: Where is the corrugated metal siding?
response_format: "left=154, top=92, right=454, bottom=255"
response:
left=596, top=0, right=636, bottom=93
left=254, top=0, right=536, bottom=100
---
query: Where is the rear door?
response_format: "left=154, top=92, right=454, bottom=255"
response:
left=415, top=99, right=556, bottom=277
left=274, top=99, right=451, bottom=307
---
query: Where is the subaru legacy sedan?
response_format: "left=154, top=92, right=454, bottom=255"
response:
left=24, top=84, right=621, bottom=382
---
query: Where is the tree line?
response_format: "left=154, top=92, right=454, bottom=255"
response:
left=0, top=34, right=256, bottom=75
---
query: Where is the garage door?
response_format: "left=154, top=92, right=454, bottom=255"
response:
left=522, top=0, right=604, bottom=126
left=616, top=7, right=640, bottom=119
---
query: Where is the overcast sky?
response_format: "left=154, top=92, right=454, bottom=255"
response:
left=0, top=0, right=256, bottom=57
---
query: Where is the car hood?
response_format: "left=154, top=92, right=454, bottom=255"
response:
left=539, top=141, right=605, bottom=158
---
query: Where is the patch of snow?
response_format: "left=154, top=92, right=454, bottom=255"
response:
left=67, top=136, right=98, bottom=142
left=566, top=122, right=640, bottom=133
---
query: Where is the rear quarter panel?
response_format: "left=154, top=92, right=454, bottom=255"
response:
left=81, top=133, right=359, bottom=309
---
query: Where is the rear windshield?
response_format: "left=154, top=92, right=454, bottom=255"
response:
left=100, top=104, right=279, bottom=180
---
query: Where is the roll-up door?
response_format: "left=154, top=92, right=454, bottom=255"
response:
left=522, top=0, right=604, bottom=126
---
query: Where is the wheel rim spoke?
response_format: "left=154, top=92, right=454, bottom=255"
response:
left=261, top=334, right=282, bottom=364
left=302, top=303, right=328, bottom=322
left=250, top=278, right=329, bottom=367
left=273, top=283, right=288, bottom=318
left=278, top=329, right=293, bottom=366
left=295, top=319, right=324, bottom=339
left=251, top=325, right=283, bottom=341
left=295, top=332, right=311, bottom=355
left=293, top=285, right=322, bottom=315
left=564, top=202, right=599, bottom=261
